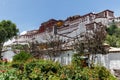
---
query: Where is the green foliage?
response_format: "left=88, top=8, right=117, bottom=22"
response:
left=13, top=51, right=32, bottom=62
left=98, top=66, right=110, bottom=80
left=106, top=24, right=117, bottom=35
left=0, top=20, right=19, bottom=58
left=72, top=53, right=88, bottom=69
left=0, top=59, right=117, bottom=80
left=11, top=62, right=24, bottom=71
left=97, top=66, right=117, bottom=80
left=72, top=53, right=82, bottom=67
left=114, top=28, right=120, bottom=38
left=0, top=27, right=7, bottom=43
left=105, top=35, right=118, bottom=47
left=106, top=24, right=120, bottom=47
left=0, top=20, right=19, bottom=43
left=24, top=59, right=61, bottom=79
left=0, top=67, right=18, bottom=80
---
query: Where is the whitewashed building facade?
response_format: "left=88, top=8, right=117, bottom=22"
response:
left=10, top=10, right=120, bottom=73
left=14, top=10, right=115, bottom=44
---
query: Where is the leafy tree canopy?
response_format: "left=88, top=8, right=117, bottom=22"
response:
left=106, top=24, right=117, bottom=35
left=106, top=23, right=120, bottom=47
left=0, top=20, right=19, bottom=43
left=0, top=20, right=19, bottom=58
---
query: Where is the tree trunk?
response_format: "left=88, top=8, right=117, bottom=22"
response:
left=0, top=43, right=3, bottom=59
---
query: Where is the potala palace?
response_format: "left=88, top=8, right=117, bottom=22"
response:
left=3, top=10, right=120, bottom=75
left=15, top=10, right=117, bottom=44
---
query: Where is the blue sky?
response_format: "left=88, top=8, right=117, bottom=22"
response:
left=0, top=0, right=120, bottom=32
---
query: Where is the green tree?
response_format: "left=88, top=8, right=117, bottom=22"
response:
left=105, top=35, right=118, bottom=47
left=0, top=20, right=19, bottom=58
left=105, top=24, right=120, bottom=47
left=114, top=28, right=120, bottom=38
left=106, top=24, right=117, bottom=35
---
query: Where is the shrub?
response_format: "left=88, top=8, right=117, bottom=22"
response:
left=24, top=59, right=61, bottom=79
left=98, top=66, right=110, bottom=80
left=13, top=51, right=32, bottom=62
left=11, top=62, right=24, bottom=71
left=0, top=59, right=117, bottom=80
